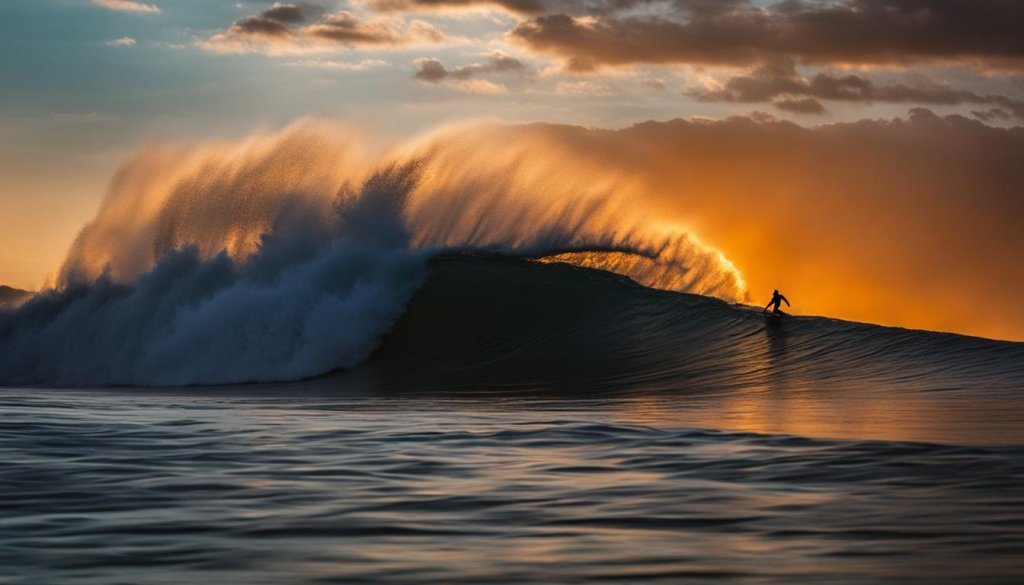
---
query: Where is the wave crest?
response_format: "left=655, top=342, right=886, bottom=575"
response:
left=2, top=119, right=746, bottom=386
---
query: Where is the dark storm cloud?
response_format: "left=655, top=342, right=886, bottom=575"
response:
left=696, top=59, right=1024, bottom=119
left=508, top=0, right=1024, bottom=70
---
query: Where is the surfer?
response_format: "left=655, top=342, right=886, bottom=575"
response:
left=764, top=289, right=790, bottom=316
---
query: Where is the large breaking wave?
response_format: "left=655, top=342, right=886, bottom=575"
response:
left=369, top=255, right=1024, bottom=394
left=0, top=120, right=746, bottom=386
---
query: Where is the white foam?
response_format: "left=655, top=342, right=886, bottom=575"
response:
left=0, top=120, right=747, bottom=386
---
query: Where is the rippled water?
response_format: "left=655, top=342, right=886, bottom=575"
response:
left=2, top=389, right=1023, bottom=584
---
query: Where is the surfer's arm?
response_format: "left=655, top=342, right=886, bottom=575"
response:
left=782, top=295, right=790, bottom=307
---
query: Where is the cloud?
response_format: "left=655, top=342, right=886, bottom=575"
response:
left=209, top=2, right=315, bottom=44
left=92, top=0, right=161, bottom=14
left=105, top=37, right=137, bottom=47
left=413, top=52, right=527, bottom=91
left=306, top=11, right=417, bottom=44
left=364, top=0, right=725, bottom=16
left=414, top=52, right=525, bottom=79
left=365, top=0, right=547, bottom=15
left=284, top=58, right=390, bottom=70
left=200, top=3, right=449, bottom=55
left=695, top=59, right=1024, bottom=119
left=773, top=96, right=825, bottom=114
left=260, top=2, right=312, bottom=23
left=508, top=0, right=1024, bottom=71
left=413, top=57, right=450, bottom=82
left=972, top=108, right=1011, bottom=123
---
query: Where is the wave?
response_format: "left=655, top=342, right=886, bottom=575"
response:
left=3, top=119, right=1020, bottom=389
left=367, top=255, right=1024, bottom=394
left=0, top=286, right=32, bottom=309
left=0, top=121, right=744, bottom=387
left=4, top=249, right=1023, bottom=389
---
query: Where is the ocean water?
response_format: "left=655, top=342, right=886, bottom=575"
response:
left=2, top=389, right=1023, bottom=585
left=3, top=257, right=1024, bottom=583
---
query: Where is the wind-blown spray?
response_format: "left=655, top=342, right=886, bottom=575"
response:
left=0, top=120, right=746, bottom=386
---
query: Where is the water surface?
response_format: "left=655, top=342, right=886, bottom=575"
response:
left=2, top=389, right=1022, bottom=584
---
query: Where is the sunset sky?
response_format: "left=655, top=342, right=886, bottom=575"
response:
left=2, top=0, right=1024, bottom=339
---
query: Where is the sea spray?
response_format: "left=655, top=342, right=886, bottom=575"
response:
left=56, top=120, right=745, bottom=299
left=1, top=120, right=747, bottom=386
left=0, top=164, right=429, bottom=386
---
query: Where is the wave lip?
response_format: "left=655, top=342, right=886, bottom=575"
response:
left=0, top=285, right=32, bottom=309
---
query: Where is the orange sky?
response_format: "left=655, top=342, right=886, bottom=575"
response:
left=485, top=116, right=1024, bottom=341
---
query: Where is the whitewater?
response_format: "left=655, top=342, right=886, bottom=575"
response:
left=0, top=120, right=744, bottom=387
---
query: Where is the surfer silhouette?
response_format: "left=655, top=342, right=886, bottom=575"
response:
left=764, top=290, right=790, bottom=316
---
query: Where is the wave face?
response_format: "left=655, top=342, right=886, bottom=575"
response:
left=0, top=121, right=744, bottom=387
left=369, top=255, right=1024, bottom=394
